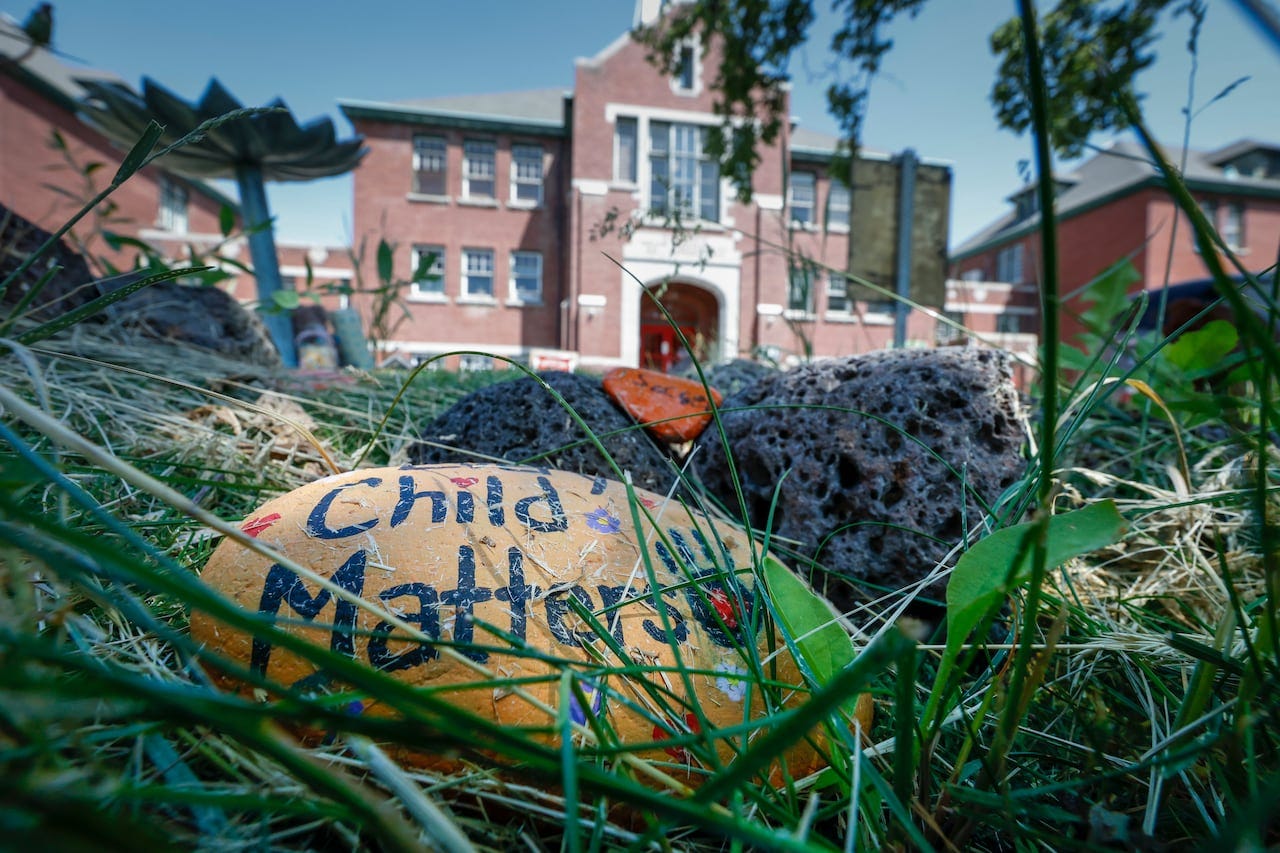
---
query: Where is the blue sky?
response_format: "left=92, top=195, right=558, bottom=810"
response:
left=12, top=0, right=1280, bottom=250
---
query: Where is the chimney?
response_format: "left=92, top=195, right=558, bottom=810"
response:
left=634, top=0, right=665, bottom=27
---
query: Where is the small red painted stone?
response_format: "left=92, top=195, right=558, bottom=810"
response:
left=603, top=367, right=723, bottom=443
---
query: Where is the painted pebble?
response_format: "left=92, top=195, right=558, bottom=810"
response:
left=191, top=464, right=868, bottom=785
left=602, top=367, right=723, bottom=443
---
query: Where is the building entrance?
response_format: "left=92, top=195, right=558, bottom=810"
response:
left=638, top=281, right=719, bottom=373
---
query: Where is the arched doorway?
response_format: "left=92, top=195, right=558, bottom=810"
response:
left=639, top=280, right=719, bottom=373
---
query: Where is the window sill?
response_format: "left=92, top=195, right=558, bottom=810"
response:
left=457, top=296, right=498, bottom=306
left=639, top=214, right=726, bottom=231
left=788, top=220, right=818, bottom=232
left=782, top=309, right=817, bottom=321
left=506, top=200, right=543, bottom=211
left=458, top=196, right=499, bottom=208
left=825, top=311, right=858, bottom=324
left=609, top=181, right=639, bottom=192
left=827, top=223, right=850, bottom=234
left=407, top=192, right=450, bottom=204
left=505, top=298, right=544, bottom=308
left=407, top=293, right=449, bottom=304
left=861, top=313, right=895, bottom=326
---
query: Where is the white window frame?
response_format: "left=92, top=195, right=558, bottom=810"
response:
left=648, top=121, right=720, bottom=223
left=671, top=39, right=701, bottom=95
left=996, top=243, right=1024, bottom=284
left=789, top=171, right=816, bottom=228
left=508, top=251, right=543, bottom=305
left=462, top=140, right=496, bottom=201
left=510, top=144, right=544, bottom=207
left=158, top=176, right=188, bottom=234
left=409, top=244, right=446, bottom=301
left=786, top=262, right=817, bottom=318
left=1223, top=202, right=1244, bottom=250
left=461, top=248, right=495, bottom=302
left=827, top=271, right=851, bottom=314
left=459, top=354, right=493, bottom=372
left=614, top=116, right=638, bottom=184
left=412, top=135, right=447, bottom=197
left=827, top=180, right=850, bottom=230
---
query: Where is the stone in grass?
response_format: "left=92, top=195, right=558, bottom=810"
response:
left=408, top=371, right=676, bottom=493
left=689, top=348, right=1027, bottom=613
left=603, top=366, right=723, bottom=444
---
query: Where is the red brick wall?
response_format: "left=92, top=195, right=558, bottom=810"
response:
left=1144, top=189, right=1280, bottom=286
left=1, top=73, right=227, bottom=278
left=347, top=117, right=567, bottom=361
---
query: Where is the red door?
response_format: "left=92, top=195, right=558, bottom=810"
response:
left=640, top=324, right=698, bottom=373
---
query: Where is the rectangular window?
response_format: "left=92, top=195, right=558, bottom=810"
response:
left=864, top=300, right=895, bottom=318
left=935, top=310, right=965, bottom=344
left=827, top=272, right=851, bottom=313
left=412, top=135, right=447, bottom=196
left=827, top=181, right=850, bottom=229
left=649, top=121, right=719, bottom=222
left=511, top=144, right=543, bottom=206
left=961, top=268, right=984, bottom=282
left=614, top=117, right=638, bottom=183
left=790, top=172, right=816, bottom=226
left=410, top=245, right=445, bottom=298
left=676, top=42, right=696, bottom=91
left=463, top=140, right=496, bottom=200
left=459, top=354, right=492, bottom=372
left=510, top=251, right=542, bottom=304
left=1223, top=202, right=1244, bottom=249
left=461, top=248, right=494, bottom=299
left=996, top=244, right=1024, bottom=283
left=996, top=313, right=1022, bottom=334
left=787, top=262, right=816, bottom=314
left=158, top=176, right=188, bottom=233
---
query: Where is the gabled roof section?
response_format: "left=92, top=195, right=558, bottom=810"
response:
left=339, top=89, right=568, bottom=137
left=0, top=15, right=121, bottom=110
left=952, top=138, right=1280, bottom=258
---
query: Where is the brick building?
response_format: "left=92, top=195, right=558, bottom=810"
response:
left=0, top=15, right=352, bottom=314
left=339, top=5, right=968, bottom=373
left=950, top=138, right=1280, bottom=344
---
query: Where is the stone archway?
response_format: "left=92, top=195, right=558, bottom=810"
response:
left=639, top=280, right=720, bottom=373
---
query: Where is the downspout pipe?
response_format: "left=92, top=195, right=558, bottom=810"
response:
left=894, top=148, right=918, bottom=349
left=236, top=163, right=298, bottom=367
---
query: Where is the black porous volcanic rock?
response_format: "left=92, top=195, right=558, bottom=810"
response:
left=408, top=371, right=675, bottom=492
left=691, top=358, right=776, bottom=398
left=1, top=202, right=97, bottom=321
left=690, top=348, right=1027, bottom=609
left=105, top=280, right=281, bottom=366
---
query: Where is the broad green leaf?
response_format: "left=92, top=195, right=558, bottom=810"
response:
left=111, top=120, right=165, bottom=187
left=924, top=500, right=1127, bottom=726
left=1080, top=260, right=1140, bottom=336
left=218, top=204, right=236, bottom=238
left=762, top=554, right=857, bottom=686
left=376, top=239, right=394, bottom=285
left=1162, top=319, right=1238, bottom=373
left=272, top=290, right=301, bottom=310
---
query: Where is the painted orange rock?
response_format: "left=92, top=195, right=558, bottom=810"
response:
left=190, top=463, right=873, bottom=788
left=603, top=367, right=723, bottom=443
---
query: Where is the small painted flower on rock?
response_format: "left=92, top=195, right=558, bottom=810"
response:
left=449, top=477, right=479, bottom=488
left=584, top=507, right=622, bottom=534
left=568, top=680, right=604, bottom=726
left=714, top=662, right=748, bottom=703
left=241, top=512, right=281, bottom=538
left=653, top=712, right=701, bottom=762
left=707, top=589, right=739, bottom=629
